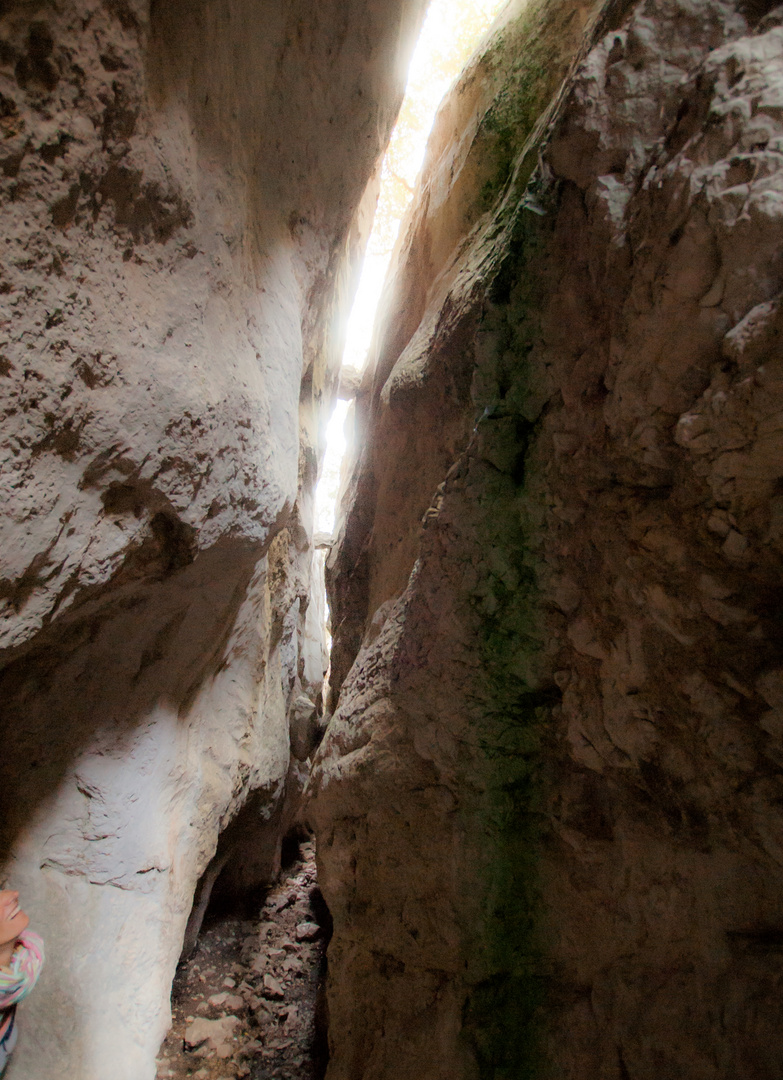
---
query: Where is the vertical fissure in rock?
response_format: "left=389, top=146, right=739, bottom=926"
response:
left=157, top=834, right=332, bottom=1080
left=3, top=1, right=783, bottom=1078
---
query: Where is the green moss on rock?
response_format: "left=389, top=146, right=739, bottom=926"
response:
left=458, top=202, right=559, bottom=1078
left=471, top=0, right=597, bottom=215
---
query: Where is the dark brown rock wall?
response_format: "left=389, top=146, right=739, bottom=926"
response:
left=311, top=2, right=783, bottom=1078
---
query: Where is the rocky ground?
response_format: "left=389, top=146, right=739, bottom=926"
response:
left=156, top=840, right=328, bottom=1080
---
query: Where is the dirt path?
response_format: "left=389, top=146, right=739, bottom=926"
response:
left=156, top=840, right=328, bottom=1080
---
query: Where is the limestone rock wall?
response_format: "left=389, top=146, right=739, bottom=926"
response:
left=0, top=1, right=426, bottom=1077
left=326, top=0, right=602, bottom=700
left=310, top=1, right=783, bottom=1078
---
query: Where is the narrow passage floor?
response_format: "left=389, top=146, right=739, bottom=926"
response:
left=156, top=840, right=328, bottom=1080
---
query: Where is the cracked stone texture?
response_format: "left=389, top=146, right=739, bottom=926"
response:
left=310, top=1, right=783, bottom=1078
left=0, top=1, right=426, bottom=1078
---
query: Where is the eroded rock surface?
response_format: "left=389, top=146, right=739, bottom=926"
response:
left=0, top=1, right=425, bottom=1077
left=326, top=0, right=604, bottom=701
left=311, top=1, right=783, bottom=1078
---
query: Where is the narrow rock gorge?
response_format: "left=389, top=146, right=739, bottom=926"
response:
left=2, top=1, right=783, bottom=1079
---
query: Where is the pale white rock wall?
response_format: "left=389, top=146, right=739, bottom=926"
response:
left=0, top=1, right=427, bottom=1077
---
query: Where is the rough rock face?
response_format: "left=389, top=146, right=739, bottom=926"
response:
left=310, top=1, right=783, bottom=1078
left=326, top=0, right=603, bottom=701
left=0, top=2, right=426, bottom=1078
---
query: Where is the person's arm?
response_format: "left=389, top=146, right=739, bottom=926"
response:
left=0, top=931, right=44, bottom=1009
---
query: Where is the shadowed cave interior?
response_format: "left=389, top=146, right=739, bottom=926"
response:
left=1, top=1, right=783, bottom=1079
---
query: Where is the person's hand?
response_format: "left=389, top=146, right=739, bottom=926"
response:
left=0, top=891, right=30, bottom=967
